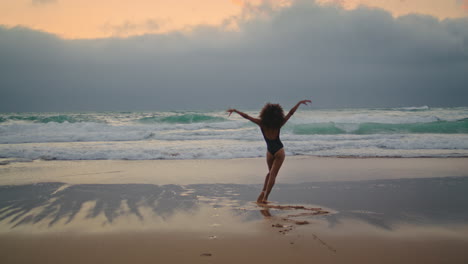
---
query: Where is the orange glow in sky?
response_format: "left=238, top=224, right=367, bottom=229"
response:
left=1, top=0, right=467, bottom=39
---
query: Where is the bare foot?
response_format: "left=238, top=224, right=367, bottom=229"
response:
left=256, top=200, right=271, bottom=206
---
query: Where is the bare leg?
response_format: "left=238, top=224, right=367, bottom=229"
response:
left=257, top=152, right=274, bottom=203
left=263, top=149, right=285, bottom=202
left=256, top=173, right=269, bottom=203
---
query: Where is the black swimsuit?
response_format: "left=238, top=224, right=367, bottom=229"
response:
left=261, top=128, right=284, bottom=155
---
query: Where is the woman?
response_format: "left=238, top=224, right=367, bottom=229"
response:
left=227, top=99, right=311, bottom=204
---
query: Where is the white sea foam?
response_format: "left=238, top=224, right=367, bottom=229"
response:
left=1, top=107, right=468, bottom=160
left=396, top=106, right=430, bottom=111
left=1, top=134, right=468, bottom=160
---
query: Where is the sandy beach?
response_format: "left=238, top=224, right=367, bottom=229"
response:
left=1, top=157, right=468, bottom=263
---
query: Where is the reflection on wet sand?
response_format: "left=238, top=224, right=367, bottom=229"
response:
left=0, top=183, right=197, bottom=229
left=1, top=179, right=468, bottom=264
left=1, top=176, right=468, bottom=231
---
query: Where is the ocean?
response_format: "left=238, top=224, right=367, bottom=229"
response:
left=1, top=106, right=467, bottom=162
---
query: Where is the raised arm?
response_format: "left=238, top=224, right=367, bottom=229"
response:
left=283, top=99, right=312, bottom=124
left=226, top=109, right=261, bottom=125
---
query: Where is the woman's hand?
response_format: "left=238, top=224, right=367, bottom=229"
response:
left=226, top=109, right=261, bottom=124
left=226, top=109, right=236, bottom=117
left=284, top=100, right=311, bottom=124
left=298, top=99, right=312, bottom=106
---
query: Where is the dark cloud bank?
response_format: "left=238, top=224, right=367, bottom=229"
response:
left=1, top=1, right=467, bottom=112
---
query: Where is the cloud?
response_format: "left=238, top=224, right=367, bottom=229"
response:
left=1, top=1, right=467, bottom=111
left=100, top=19, right=164, bottom=37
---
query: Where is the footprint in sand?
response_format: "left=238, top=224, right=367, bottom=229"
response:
left=256, top=202, right=330, bottom=228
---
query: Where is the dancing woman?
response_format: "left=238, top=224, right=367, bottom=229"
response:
left=227, top=99, right=311, bottom=204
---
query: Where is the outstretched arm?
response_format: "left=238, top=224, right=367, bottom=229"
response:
left=226, top=109, right=261, bottom=125
left=283, top=99, right=312, bottom=124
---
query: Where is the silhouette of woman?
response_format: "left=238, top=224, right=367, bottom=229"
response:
left=227, top=99, right=311, bottom=204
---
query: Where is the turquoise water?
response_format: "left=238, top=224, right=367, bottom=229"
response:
left=293, top=119, right=468, bottom=135
left=138, top=114, right=227, bottom=124
left=0, top=106, right=467, bottom=161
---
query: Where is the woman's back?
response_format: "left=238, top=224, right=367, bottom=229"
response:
left=260, top=126, right=283, bottom=155
left=261, top=126, right=281, bottom=140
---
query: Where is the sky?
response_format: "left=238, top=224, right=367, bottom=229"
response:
left=1, top=0, right=467, bottom=39
left=1, top=0, right=468, bottom=111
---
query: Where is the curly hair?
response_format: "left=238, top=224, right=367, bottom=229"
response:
left=259, top=103, right=285, bottom=129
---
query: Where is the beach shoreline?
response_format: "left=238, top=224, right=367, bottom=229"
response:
left=1, top=156, right=467, bottom=186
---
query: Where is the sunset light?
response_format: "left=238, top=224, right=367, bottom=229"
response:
left=1, top=0, right=467, bottom=39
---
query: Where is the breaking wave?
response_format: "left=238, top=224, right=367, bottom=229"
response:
left=1, top=107, right=467, bottom=160
left=138, top=114, right=226, bottom=124
left=292, top=119, right=468, bottom=135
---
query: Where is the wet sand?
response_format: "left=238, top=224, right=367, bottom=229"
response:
left=1, top=157, right=468, bottom=263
